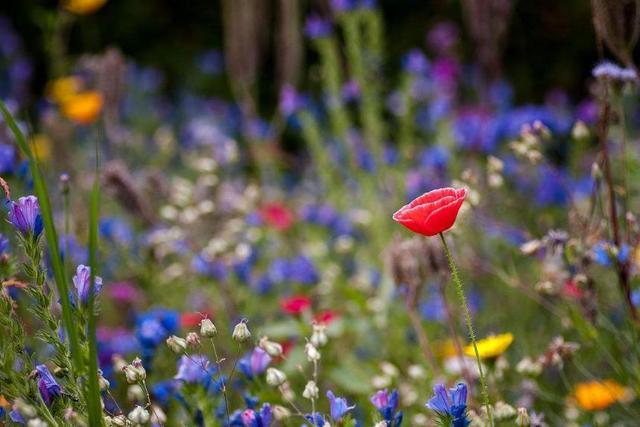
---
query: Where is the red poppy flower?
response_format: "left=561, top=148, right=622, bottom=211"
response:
left=314, top=310, right=338, bottom=325
left=181, top=311, right=211, bottom=328
left=260, top=202, right=295, bottom=231
left=280, top=295, right=312, bottom=315
left=393, top=187, right=466, bottom=236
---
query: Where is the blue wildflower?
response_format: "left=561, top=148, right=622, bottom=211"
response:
left=305, top=15, right=332, bottom=39
left=72, top=264, right=103, bottom=306
left=327, top=391, right=355, bottom=421
left=8, top=195, right=43, bottom=238
left=426, top=383, right=470, bottom=427
left=241, top=403, right=273, bottom=427
left=0, top=143, right=15, bottom=174
left=175, top=354, right=215, bottom=385
left=371, top=389, right=403, bottom=426
left=36, top=364, right=62, bottom=406
left=238, top=347, right=272, bottom=379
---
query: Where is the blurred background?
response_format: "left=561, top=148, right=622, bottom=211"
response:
left=1, top=0, right=598, bottom=109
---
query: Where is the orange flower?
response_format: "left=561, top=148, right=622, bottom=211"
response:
left=573, top=380, right=630, bottom=411
left=63, top=0, right=107, bottom=15
left=61, top=91, right=103, bottom=125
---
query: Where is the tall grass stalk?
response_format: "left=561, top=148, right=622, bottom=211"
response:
left=439, top=233, right=493, bottom=426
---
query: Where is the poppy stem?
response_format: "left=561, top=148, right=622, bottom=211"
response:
left=439, top=232, right=493, bottom=426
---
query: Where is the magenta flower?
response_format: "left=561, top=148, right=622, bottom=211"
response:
left=8, top=195, right=43, bottom=238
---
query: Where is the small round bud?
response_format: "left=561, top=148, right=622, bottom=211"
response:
left=112, top=354, right=127, bottom=372
left=27, top=418, right=48, bottom=427
left=304, top=342, right=321, bottom=362
left=150, top=405, right=167, bottom=425
left=265, top=367, right=287, bottom=387
left=272, top=405, right=291, bottom=421
left=128, top=405, right=150, bottom=425
left=110, top=415, right=128, bottom=426
left=166, top=335, right=188, bottom=353
left=127, top=384, right=145, bottom=403
left=123, top=357, right=146, bottom=383
left=302, top=380, right=319, bottom=399
left=516, top=407, right=530, bottom=426
left=186, top=332, right=201, bottom=348
left=200, top=318, right=217, bottom=337
left=232, top=320, right=251, bottom=342
left=310, top=323, right=328, bottom=347
left=259, top=337, right=283, bottom=357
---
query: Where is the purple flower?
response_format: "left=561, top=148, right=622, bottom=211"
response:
left=174, top=354, right=212, bottom=384
left=239, top=347, right=272, bottom=379
left=327, top=390, right=355, bottom=421
left=279, top=85, right=302, bottom=117
left=426, top=383, right=469, bottom=427
left=72, top=264, right=103, bottom=305
left=371, top=389, right=402, bottom=425
left=8, top=195, right=43, bottom=238
left=241, top=403, right=273, bottom=427
left=402, top=49, right=429, bottom=75
left=305, top=15, right=332, bottom=39
left=36, top=364, right=62, bottom=405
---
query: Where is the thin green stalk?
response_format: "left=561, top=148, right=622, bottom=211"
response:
left=86, top=141, right=103, bottom=425
left=0, top=101, right=83, bottom=376
left=439, top=233, right=493, bottom=426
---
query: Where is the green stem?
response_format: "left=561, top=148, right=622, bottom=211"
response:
left=439, top=233, right=493, bottom=426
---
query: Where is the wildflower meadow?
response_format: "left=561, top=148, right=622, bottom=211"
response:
left=1, top=0, right=640, bottom=426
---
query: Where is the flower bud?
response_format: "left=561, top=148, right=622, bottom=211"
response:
left=200, top=318, right=217, bottom=337
left=310, top=323, right=327, bottom=347
left=272, top=405, right=291, bottom=421
left=571, top=120, right=589, bottom=141
left=516, top=407, right=530, bottom=426
left=186, top=332, right=201, bottom=348
left=259, top=337, right=283, bottom=357
left=166, top=335, right=188, bottom=353
left=123, top=357, right=146, bottom=383
left=150, top=405, right=167, bottom=425
left=494, top=401, right=516, bottom=420
left=26, top=419, right=47, bottom=427
left=232, top=320, right=251, bottom=342
left=127, top=384, right=145, bottom=402
left=128, top=405, right=150, bottom=425
left=109, top=415, right=128, bottom=427
left=305, top=343, right=321, bottom=362
left=266, top=367, right=287, bottom=386
left=303, top=380, right=319, bottom=399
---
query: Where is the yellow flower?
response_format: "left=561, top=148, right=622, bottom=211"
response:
left=46, top=76, right=81, bottom=104
left=63, top=0, right=107, bottom=15
left=464, top=333, right=513, bottom=359
left=61, top=91, right=103, bottom=125
left=31, top=134, right=52, bottom=161
left=573, top=380, right=630, bottom=411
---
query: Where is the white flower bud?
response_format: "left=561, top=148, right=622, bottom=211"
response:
left=259, top=337, right=283, bottom=357
left=186, top=332, right=201, bottom=348
left=310, top=323, right=327, bottom=347
left=127, top=384, right=145, bottom=403
left=112, top=354, right=127, bottom=372
left=166, top=335, right=188, bottom=353
left=150, top=405, right=167, bottom=425
left=304, top=343, right=321, bottom=362
left=272, top=405, right=291, bottom=421
left=232, top=321, right=251, bottom=342
left=373, top=422, right=388, bottom=427
left=494, top=401, right=516, bottom=420
left=200, top=318, right=217, bottom=337
left=27, top=419, right=48, bottom=427
left=265, top=367, right=287, bottom=386
left=123, top=357, right=146, bottom=383
left=302, top=380, right=319, bottom=399
left=110, top=415, right=128, bottom=426
left=128, top=405, right=150, bottom=425
left=516, top=408, right=530, bottom=426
